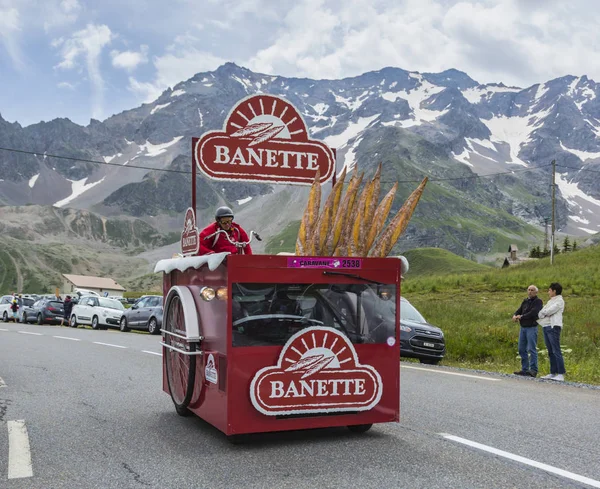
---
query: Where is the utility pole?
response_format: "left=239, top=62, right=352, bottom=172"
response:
left=550, top=159, right=556, bottom=265
left=543, top=217, right=550, bottom=251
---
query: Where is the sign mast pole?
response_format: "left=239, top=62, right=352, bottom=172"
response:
left=192, top=142, right=197, bottom=216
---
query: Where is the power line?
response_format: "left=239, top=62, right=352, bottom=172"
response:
left=556, top=164, right=600, bottom=174
left=0, top=146, right=190, bottom=175
left=1, top=145, right=590, bottom=182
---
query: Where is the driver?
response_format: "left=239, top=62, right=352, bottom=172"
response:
left=198, top=206, right=253, bottom=255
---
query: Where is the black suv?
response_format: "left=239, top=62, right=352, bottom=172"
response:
left=400, top=297, right=445, bottom=364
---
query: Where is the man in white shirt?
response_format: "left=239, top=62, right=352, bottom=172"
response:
left=538, top=282, right=566, bottom=381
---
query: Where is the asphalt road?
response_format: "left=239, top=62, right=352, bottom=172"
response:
left=1, top=322, right=599, bottom=489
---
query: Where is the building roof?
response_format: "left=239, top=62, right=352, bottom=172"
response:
left=62, top=274, right=126, bottom=291
left=508, top=244, right=519, bottom=252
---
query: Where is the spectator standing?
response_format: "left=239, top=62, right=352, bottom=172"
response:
left=538, top=283, right=566, bottom=381
left=512, top=285, right=543, bottom=377
left=9, top=299, right=19, bottom=322
left=61, top=296, right=74, bottom=326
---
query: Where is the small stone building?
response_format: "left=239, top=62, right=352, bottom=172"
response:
left=62, top=274, right=126, bottom=297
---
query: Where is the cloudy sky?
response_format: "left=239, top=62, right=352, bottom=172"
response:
left=1, top=0, right=599, bottom=126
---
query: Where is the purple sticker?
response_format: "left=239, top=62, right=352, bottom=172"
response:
left=287, top=257, right=362, bottom=269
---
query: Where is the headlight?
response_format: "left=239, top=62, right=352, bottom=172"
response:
left=400, top=325, right=412, bottom=333
left=200, top=287, right=216, bottom=301
left=216, top=287, right=228, bottom=301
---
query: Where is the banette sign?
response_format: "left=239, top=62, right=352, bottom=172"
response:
left=193, top=94, right=335, bottom=185
left=180, top=207, right=199, bottom=256
left=250, top=326, right=383, bottom=416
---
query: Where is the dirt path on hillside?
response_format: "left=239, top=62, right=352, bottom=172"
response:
left=5, top=250, right=23, bottom=293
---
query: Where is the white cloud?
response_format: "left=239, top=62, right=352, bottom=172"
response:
left=54, top=24, right=113, bottom=118
left=246, top=0, right=600, bottom=88
left=57, top=81, right=76, bottom=89
left=129, top=40, right=225, bottom=102
left=43, top=0, right=81, bottom=32
left=127, top=76, right=163, bottom=103
left=0, top=6, right=25, bottom=71
left=111, top=45, right=148, bottom=71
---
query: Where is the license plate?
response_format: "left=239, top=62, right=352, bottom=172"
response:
left=423, top=342, right=435, bottom=348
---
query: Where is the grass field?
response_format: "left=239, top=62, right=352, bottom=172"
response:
left=401, top=247, right=490, bottom=276
left=402, top=245, right=600, bottom=384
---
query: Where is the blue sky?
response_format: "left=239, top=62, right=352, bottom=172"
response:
left=1, top=0, right=599, bottom=127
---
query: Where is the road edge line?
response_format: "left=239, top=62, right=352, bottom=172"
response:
left=402, top=365, right=501, bottom=381
left=7, top=420, right=34, bottom=479
left=440, top=433, right=600, bottom=488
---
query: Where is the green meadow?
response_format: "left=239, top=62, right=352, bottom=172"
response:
left=402, top=246, right=600, bottom=384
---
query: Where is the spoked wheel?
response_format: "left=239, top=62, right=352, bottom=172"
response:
left=164, top=293, right=196, bottom=416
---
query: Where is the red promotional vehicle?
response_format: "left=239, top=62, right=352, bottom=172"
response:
left=154, top=94, right=403, bottom=439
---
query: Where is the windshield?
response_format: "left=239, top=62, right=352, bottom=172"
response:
left=400, top=299, right=427, bottom=323
left=231, top=282, right=397, bottom=347
left=98, top=298, right=125, bottom=310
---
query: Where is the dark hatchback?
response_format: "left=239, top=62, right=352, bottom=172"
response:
left=400, top=297, right=445, bottom=364
left=22, top=299, right=65, bottom=325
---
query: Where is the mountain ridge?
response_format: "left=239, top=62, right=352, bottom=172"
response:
left=1, top=62, right=600, bottom=257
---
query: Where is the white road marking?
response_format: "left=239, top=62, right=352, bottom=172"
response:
left=0, top=376, right=6, bottom=388
left=7, top=420, right=34, bottom=479
left=93, top=342, right=127, bottom=349
left=53, top=336, right=81, bottom=341
left=0, top=328, right=9, bottom=331
left=18, top=331, right=43, bottom=336
left=142, top=350, right=161, bottom=356
left=402, top=365, right=501, bottom=381
left=441, top=434, right=600, bottom=488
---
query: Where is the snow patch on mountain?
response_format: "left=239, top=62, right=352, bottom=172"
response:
left=54, top=177, right=106, bottom=208
left=569, top=215, right=590, bottom=224
left=382, top=80, right=446, bottom=126
left=330, top=90, right=370, bottom=111
left=560, top=142, right=600, bottom=161
left=103, top=153, right=123, bottom=163
left=482, top=110, right=550, bottom=166
left=151, top=102, right=171, bottom=114
left=462, top=85, right=521, bottom=104
left=556, top=173, right=600, bottom=208
left=171, top=89, right=185, bottom=97
left=28, top=174, right=39, bottom=188
left=236, top=196, right=252, bottom=205
left=139, top=136, right=184, bottom=157
left=324, top=114, right=379, bottom=149
left=452, top=148, right=473, bottom=167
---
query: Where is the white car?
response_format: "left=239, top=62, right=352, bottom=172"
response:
left=0, top=295, right=15, bottom=321
left=70, top=296, right=125, bottom=330
left=74, top=288, right=101, bottom=298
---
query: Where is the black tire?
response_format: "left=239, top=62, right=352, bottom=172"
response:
left=2, top=312, right=7, bottom=322
left=91, top=316, right=100, bottom=330
left=148, top=317, right=160, bottom=335
left=174, top=404, right=192, bottom=417
left=347, top=424, right=373, bottom=434
left=227, top=434, right=248, bottom=444
left=164, top=293, right=197, bottom=414
left=420, top=358, right=441, bottom=365
left=70, top=315, right=78, bottom=328
left=120, top=317, right=130, bottom=332
left=37, top=314, right=43, bottom=325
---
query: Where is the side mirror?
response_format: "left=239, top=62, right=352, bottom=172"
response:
left=131, top=305, right=138, bottom=310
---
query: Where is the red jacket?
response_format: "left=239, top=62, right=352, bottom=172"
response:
left=198, top=222, right=253, bottom=255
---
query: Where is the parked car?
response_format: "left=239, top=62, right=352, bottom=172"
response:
left=74, top=288, right=101, bottom=298
left=119, top=295, right=163, bottom=334
left=0, top=295, right=14, bottom=321
left=70, top=296, right=125, bottom=330
left=400, top=297, right=446, bottom=364
left=17, top=297, right=36, bottom=322
left=21, top=298, right=65, bottom=325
